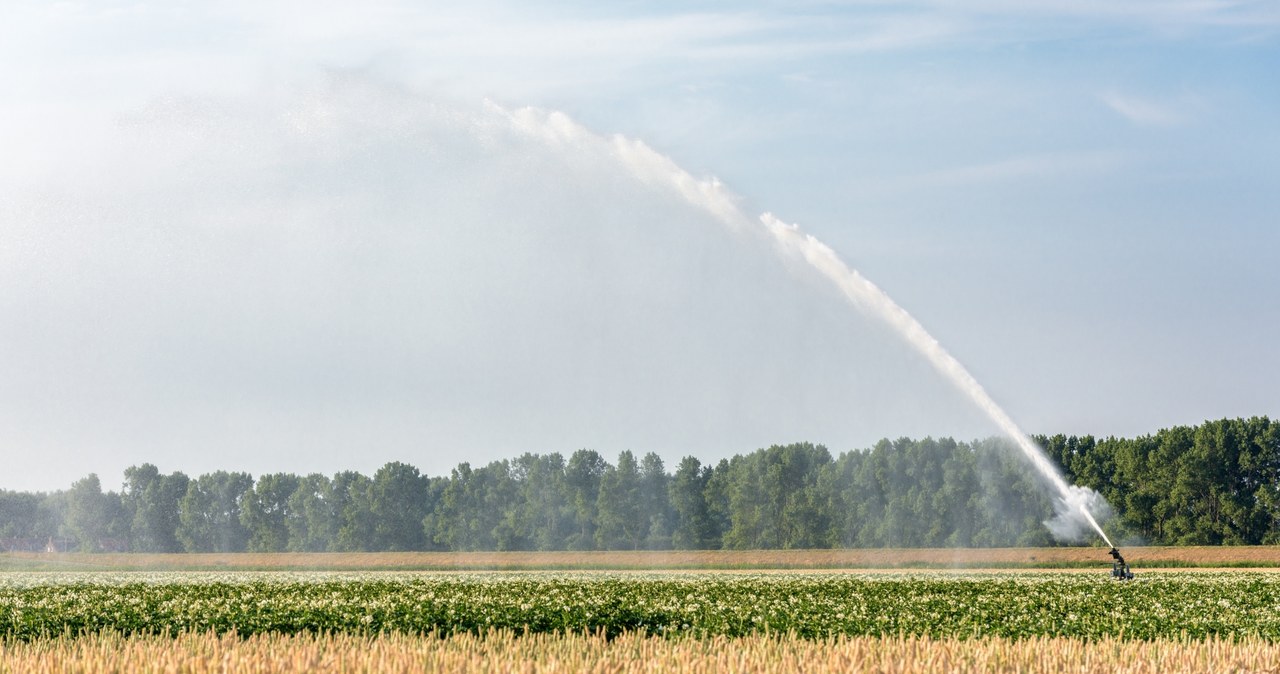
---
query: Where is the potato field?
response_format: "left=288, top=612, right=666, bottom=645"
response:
left=4, top=570, right=1280, bottom=672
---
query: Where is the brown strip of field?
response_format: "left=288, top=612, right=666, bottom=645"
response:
left=3, top=546, right=1280, bottom=571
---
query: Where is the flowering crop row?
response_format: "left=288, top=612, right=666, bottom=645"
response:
left=3, top=572, right=1280, bottom=641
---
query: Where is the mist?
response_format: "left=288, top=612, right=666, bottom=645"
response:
left=2, top=76, right=1005, bottom=493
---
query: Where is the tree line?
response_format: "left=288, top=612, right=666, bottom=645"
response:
left=1042, top=416, right=1280, bottom=545
left=1, top=417, right=1275, bottom=552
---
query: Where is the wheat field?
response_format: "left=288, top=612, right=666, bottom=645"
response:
left=3, top=630, right=1280, bottom=674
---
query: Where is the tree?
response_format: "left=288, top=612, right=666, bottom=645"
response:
left=483, top=462, right=526, bottom=551
left=370, top=462, right=431, bottom=551
left=669, top=456, right=713, bottom=549
left=429, top=462, right=513, bottom=551
left=64, top=474, right=110, bottom=551
left=721, top=443, right=832, bottom=549
left=702, top=458, right=733, bottom=549
left=177, top=471, right=254, bottom=552
left=564, top=449, right=606, bottom=550
left=638, top=453, right=673, bottom=549
left=241, top=473, right=301, bottom=552
left=0, top=490, right=58, bottom=542
left=10, top=416, right=1280, bottom=552
left=518, top=453, right=571, bottom=551
left=333, top=471, right=375, bottom=552
left=1111, top=433, right=1162, bottom=542
left=1243, top=418, right=1280, bottom=543
left=774, top=443, right=833, bottom=548
left=123, top=465, right=189, bottom=553
left=286, top=473, right=337, bottom=552
left=595, top=451, right=643, bottom=550
left=971, top=438, right=1054, bottom=547
left=936, top=439, right=980, bottom=547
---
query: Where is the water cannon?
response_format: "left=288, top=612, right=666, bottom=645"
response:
left=1108, top=547, right=1134, bottom=580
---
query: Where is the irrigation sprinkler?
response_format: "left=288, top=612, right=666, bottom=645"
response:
left=1108, top=547, right=1134, bottom=581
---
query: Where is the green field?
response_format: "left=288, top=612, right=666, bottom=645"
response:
left=4, top=571, right=1280, bottom=641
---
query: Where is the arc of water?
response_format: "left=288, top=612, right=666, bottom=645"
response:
left=600, top=125, right=1113, bottom=547
left=758, top=215, right=1113, bottom=547
left=496, top=104, right=1112, bottom=545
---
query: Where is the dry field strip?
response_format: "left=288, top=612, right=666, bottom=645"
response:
left=4, top=546, right=1280, bottom=571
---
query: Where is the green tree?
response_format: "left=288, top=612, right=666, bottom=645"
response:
left=937, top=440, right=980, bottom=546
left=971, top=438, right=1054, bottom=547
left=123, top=465, right=190, bottom=553
left=564, top=449, right=606, bottom=550
left=638, top=452, right=672, bottom=549
left=1242, top=418, right=1280, bottom=543
left=517, top=453, right=571, bottom=551
left=241, top=473, right=301, bottom=552
left=702, top=458, right=733, bottom=549
left=0, top=490, right=60, bottom=542
left=722, top=443, right=832, bottom=549
left=428, top=461, right=519, bottom=551
left=595, top=451, right=643, bottom=550
left=333, top=471, right=375, bottom=552
left=669, top=456, right=713, bottom=549
left=177, top=471, right=254, bottom=552
left=64, top=474, right=110, bottom=551
left=370, top=462, right=432, bottom=551
left=285, top=473, right=337, bottom=552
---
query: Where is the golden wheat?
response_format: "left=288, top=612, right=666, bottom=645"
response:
left=3, top=631, right=1279, bottom=674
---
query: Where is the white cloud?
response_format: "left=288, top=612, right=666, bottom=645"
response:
left=1099, top=91, right=1190, bottom=127
left=926, top=0, right=1280, bottom=30
left=852, top=150, right=1129, bottom=197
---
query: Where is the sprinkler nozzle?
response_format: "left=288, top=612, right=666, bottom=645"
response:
left=1108, top=547, right=1134, bottom=580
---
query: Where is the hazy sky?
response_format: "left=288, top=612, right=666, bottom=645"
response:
left=2, top=1, right=1277, bottom=492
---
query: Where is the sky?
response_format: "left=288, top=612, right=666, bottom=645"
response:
left=1, top=1, right=1277, bottom=492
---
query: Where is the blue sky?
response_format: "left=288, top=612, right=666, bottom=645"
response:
left=1, top=1, right=1277, bottom=491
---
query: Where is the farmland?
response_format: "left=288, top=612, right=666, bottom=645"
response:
left=4, top=571, right=1280, bottom=640
left=6, top=567, right=1280, bottom=672
left=5, top=545, right=1280, bottom=571
left=6, top=630, right=1280, bottom=674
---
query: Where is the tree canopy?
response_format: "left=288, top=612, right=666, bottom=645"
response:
left=1, top=417, right=1275, bottom=552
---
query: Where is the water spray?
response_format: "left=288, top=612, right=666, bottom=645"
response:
left=602, top=120, right=1117, bottom=549
left=756, top=213, right=1116, bottom=549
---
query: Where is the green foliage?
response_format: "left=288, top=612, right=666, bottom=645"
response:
left=565, top=450, right=607, bottom=551
left=62, top=474, right=124, bottom=552
left=241, top=473, right=301, bottom=553
left=123, top=465, right=189, bottom=553
left=3, top=417, right=1277, bottom=552
left=1040, top=416, right=1280, bottom=546
left=5, top=572, right=1280, bottom=641
left=332, top=471, right=375, bottom=552
left=369, top=462, right=432, bottom=551
left=176, top=472, right=254, bottom=553
left=669, top=456, right=714, bottom=549
left=284, top=473, right=337, bottom=552
left=0, top=491, right=59, bottom=541
left=596, top=451, right=643, bottom=550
